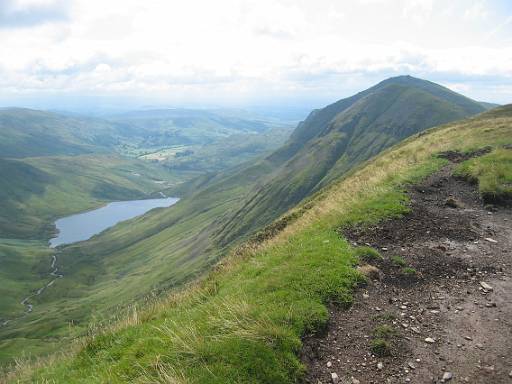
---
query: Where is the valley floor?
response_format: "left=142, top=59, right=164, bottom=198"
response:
left=302, top=155, right=512, bottom=383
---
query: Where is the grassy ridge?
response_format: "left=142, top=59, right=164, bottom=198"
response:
left=12, top=106, right=511, bottom=383
left=214, top=76, right=487, bottom=246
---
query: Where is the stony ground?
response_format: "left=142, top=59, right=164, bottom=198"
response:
left=302, top=159, right=512, bottom=383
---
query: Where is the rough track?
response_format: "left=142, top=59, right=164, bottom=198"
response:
left=302, top=157, right=512, bottom=383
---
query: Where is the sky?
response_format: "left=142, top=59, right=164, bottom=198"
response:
left=1, top=0, right=512, bottom=112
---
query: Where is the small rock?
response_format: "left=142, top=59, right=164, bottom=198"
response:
left=480, top=282, right=493, bottom=291
left=445, top=197, right=460, bottom=208
left=326, top=361, right=332, bottom=368
left=508, top=370, right=512, bottom=377
left=362, top=293, right=369, bottom=299
left=484, top=238, right=497, bottom=243
left=442, top=371, right=453, bottom=381
left=483, top=365, right=495, bottom=373
left=377, top=362, right=383, bottom=370
left=425, top=337, right=435, bottom=344
left=464, top=336, right=473, bottom=341
left=330, top=372, right=339, bottom=383
left=408, top=362, right=416, bottom=370
left=357, top=264, right=382, bottom=280
left=351, top=377, right=360, bottom=384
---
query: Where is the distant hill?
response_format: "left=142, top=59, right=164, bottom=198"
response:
left=479, top=101, right=501, bottom=110
left=105, top=108, right=292, bottom=148
left=215, top=75, right=488, bottom=243
left=0, top=107, right=293, bottom=172
left=0, top=108, right=117, bottom=158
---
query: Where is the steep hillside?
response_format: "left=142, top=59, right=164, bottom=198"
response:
left=0, top=77, right=492, bottom=369
left=215, top=76, right=487, bottom=244
left=12, top=105, right=511, bottom=383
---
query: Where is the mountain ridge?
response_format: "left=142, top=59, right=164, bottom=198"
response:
left=214, top=75, right=487, bottom=245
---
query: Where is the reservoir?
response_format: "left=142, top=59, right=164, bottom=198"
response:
left=49, top=197, right=179, bottom=247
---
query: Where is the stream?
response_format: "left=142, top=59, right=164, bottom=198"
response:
left=19, top=254, right=63, bottom=314
left=11, top=196, right=179, bottom=317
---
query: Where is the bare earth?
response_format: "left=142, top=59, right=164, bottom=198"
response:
left=302, top=159, right=512, bottom=383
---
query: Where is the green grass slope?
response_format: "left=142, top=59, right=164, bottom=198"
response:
left=215, top=76, right=487, bottom=244
left=12, top=105, right=511, bottom=383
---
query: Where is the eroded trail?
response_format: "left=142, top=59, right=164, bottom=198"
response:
left=302, top=162, right=512, bottom=383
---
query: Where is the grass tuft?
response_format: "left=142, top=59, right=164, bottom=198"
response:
left=371, top=339, right=391, bottom=357
left=353, top=246, right=383, bottom=263
left=401, top=267, right=417, bottom=276
left=390, top=255, right=407, bottom=267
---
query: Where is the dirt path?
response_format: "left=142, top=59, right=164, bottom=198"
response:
left=302, top=160, right=512, bottom=383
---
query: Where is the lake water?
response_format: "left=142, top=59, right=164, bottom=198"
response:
left=49, top=197, right=179, bottom=247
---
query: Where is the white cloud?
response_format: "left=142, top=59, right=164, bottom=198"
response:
left=464, top=0, right=489, bottom=20
left=0, top=0, right=511, bottom=106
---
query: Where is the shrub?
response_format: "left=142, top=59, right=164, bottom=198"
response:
left=371, top=339, right=391, bottom=357
left=373, top=324, right=396, bottom=339
left=390, top=255, right=407, bottom=267
left=401, top=267, right=417, bottom=275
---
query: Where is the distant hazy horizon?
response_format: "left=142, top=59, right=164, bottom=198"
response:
left=1, top=0, right=511, bottom=111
